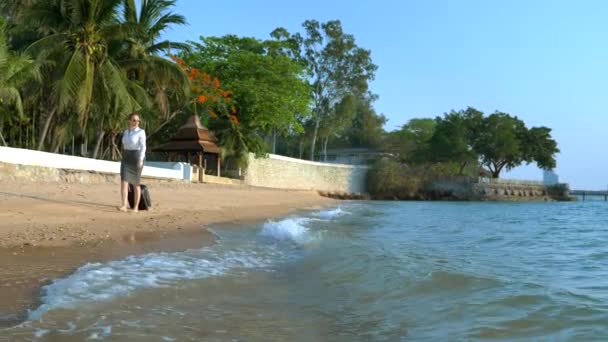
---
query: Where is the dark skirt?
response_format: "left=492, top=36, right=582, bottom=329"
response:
left=121, top=150, right=143, bottom=185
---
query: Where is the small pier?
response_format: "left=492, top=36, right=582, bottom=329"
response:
left=570, top=190, right=608, bottom=201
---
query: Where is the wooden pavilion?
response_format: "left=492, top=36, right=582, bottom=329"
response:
left=152, top=115, right=221, bottom=182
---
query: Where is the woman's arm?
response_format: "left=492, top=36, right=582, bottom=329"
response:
left=139, top=130, right=147, bottom=164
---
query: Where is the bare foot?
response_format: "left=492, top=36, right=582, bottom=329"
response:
left=117, top=206, right=128, bottom=212
left=131, top=209, right=139, bottom=213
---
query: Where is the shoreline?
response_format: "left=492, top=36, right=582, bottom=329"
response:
left=0, top=181, right=334, bottom=326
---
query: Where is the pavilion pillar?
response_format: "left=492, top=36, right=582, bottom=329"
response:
left=198, top=152, right=204, bottom=183
left=217, top=155, right=221, bottom=177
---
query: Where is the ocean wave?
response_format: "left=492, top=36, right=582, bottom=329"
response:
left=260, top=217, right=321, bottom=245
left=407, top=270, right=502, bottom=295
left=27, top=244, right=277, bottom=321
left=313, top=207, right=350, bottom=219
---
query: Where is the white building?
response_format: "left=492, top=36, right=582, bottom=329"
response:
left=543, top=170, right=559, bottom=185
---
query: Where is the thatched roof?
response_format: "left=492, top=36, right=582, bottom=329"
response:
left=152, top=115, right=220, bottom=154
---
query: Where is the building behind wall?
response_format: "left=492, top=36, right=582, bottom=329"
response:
left=543, top=170, right=559, bottom=185
left=317, top=148, right=391, bottom=165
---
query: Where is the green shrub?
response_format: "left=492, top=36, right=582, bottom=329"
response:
left=366, top=159, right=425, bottom=199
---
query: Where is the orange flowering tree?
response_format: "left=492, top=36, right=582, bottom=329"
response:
left=170, top=55, right=239, bottom=125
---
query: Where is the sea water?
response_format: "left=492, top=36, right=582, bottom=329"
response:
left=2, top=200, right=608, bottom=341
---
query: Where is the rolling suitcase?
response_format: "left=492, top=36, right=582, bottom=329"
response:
left=128, top=184, right=152, bottom=210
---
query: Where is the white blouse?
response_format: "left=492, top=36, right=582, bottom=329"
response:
left=122, top=127, right=146, bottom=161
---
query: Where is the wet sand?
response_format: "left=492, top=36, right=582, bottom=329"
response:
left=0, top=181, right=333, bottom=326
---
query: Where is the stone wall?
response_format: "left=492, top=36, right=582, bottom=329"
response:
left=0, top=162, right=182, bottom=184
left=202, top=174, right=243, bottom=186
left=244, top=154, right=368, bottom=193
left=428, top=177, right=570, bottom=201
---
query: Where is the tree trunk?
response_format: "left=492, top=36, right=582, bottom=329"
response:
left=32, top=109, right=36, bottom=148
left=80, top=136, right=88, bottom=157
left=458, top=161, right=468, bottom=175
left=491, top=163, right=504, bottom=178
left=272, top=129, right=277, bottom=154
left=110, top=133, right=121, bottom=161
left=298, top=139, right=304, bottom=159
left=37, top=109, right=56, bottom=151
left=0, top=131, right=7, bottom=146
left=322, top=136, right=329, bottom=162
left=101, top=144, right=109, bottom=160
left=92, top=130, right=106, bottom=159
left=309, top=119, right=320, bottom=160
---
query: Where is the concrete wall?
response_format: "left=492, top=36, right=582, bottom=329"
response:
left=0, top=146, right=185, bottom=180
left=0, top=162, right=182, bottom=184
left=202, top=174, right=243, bottom=186
left=144, top=161, right=193, bottom=181
left=244, top=154, right=368, bottom=193
left=429, top=177, right=568, bottom=201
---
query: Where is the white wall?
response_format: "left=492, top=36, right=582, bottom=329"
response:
left=0, top=147, right=185, bottom=180
left=144, top=161, right=193, bottom=181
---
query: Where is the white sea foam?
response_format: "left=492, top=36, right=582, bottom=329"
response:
left=314, top=207, right=349, bottom=219
left=27, top=212, right=336, bottom=321
left=260, top=217, right=320, bottom=245
left=28, top=244, right=276, bottom=320
left=87, top=325, right=112, bottom=340
left=34, top=328, right=49, bottom=338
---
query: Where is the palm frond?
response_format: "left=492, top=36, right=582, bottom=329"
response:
left=0, top=87, right=24, bottom=116
left=5, top=53, right=41, bottom=86
left=56, top=50, right=86, bottom=113
left=123, top=0, right=138, bottom=23
left=147, top=40, right=190, bottom=55
left=148, top=12, right=186, bottom=37
left=24, top=33, right=67, bottom=59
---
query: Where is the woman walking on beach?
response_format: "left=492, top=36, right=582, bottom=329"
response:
left=118, top=112, right=146, bottom=212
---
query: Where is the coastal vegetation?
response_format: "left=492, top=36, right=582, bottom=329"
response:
left=367, top=107, right=559, bottom=199
left=0, top=0, right=559, bottom=186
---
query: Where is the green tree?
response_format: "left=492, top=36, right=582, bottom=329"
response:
left=10, top=0, right=189, bottom=157
left=317, top=93, right=357, bottom=160
left=519, top=126, right=559, bottom=170
left=121, top=0, right=190, bottom=131
left=181, top=34, right=311, bottom=161
left=473, top=111, right=558, bottom=178
left=214, top=118, right=265, bottom=170
left=183, top=35, right=311, bottom=136
left=474, top=112, right=524, bottom=178
left=0, top=18, right=40, bottom=146
left=388, top=118, right=436, bottom=163
left=429, top=107, right=482, bottom=175
left=343, top=96, right=387, bottom=149
left=293, top=20, right=377, bottom=160
left=21, top=0, right=145, bottom=152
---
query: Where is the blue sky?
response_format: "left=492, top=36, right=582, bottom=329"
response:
left=161, top=0, right=608, bottom=189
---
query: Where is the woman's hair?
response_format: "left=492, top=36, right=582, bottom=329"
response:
left=128, top=112, right=140, bottom=120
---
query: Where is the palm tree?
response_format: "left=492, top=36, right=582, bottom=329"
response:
left=21, top=0, right=144, bottom=152
left=0, top=19, right=40, bottom=146
left=214, top=119, right=265, bottom=170
left=8, top=0, right=189, bottom=157
left=123, top=0, right=189, bottom=59
left=121, top=0, right=190, bottom=138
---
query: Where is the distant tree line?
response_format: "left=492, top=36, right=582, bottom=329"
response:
left=383, top=107, right=559, bottom=178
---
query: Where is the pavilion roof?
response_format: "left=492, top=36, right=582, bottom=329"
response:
left=152, top=115, right=220, bottom=154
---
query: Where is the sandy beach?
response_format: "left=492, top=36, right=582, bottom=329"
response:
left=0, top=181, right=333, bottom=326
